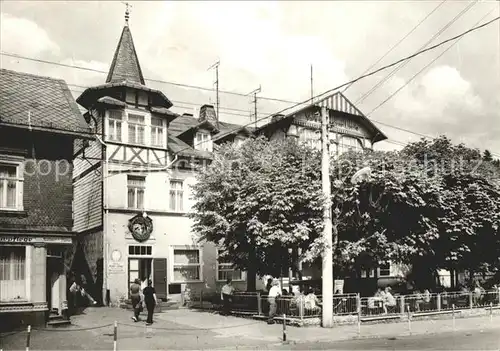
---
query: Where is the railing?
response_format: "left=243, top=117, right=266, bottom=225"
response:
left=191, top=288, right=500, bottom=320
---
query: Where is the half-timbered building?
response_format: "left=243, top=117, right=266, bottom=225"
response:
left=72, top=16, right=257, bottom=306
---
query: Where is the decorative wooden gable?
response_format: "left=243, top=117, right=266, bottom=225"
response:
left=315, top=92, right=364, bottom=117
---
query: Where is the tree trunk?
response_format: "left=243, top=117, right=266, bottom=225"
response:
left=246, top=266, right=257, bottom=292
left=246, top=250, right=257, bottom=292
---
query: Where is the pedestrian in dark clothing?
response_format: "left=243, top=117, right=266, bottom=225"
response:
left=130, top=278, right=142, bottom=322
left=142, top=279, right=157, bottom=325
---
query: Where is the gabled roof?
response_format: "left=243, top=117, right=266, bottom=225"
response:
left=169, top=114, right=254, bottom=143
left=106, top=25, right=145, bottom=85
left=167, top=132, right=212, bottom=160
left=255, top=92, right=388, bottom=143
left=0, top=69, right=92, bottom=138
left=177, top=119, right=219, bottom=141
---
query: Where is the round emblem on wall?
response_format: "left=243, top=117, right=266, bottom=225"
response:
left=128, top=213, right=153, bottom=242
left=111, top=250, right=121, bottom=262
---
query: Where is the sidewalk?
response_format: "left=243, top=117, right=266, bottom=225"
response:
left=158, top=309, right=500, bottom=344
left=2, top=307, right=498, bottom=350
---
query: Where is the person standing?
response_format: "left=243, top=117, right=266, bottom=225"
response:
left=267, top=280, right=281, bottom=324
left=130, top=278, right=142, bottom=322
left=142, top=279, right=157, bottom=325
left=221, top=278, right=234, bottom=316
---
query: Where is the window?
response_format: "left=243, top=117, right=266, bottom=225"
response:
left=169, top=180, right=183, bottom=212
left=128, top=245, right=152, bottom=256
left=0, top=162, right=23, bottom=210
left=151, top=117, right=166, bottom=147
left=173, top=249, right=201, bottom=282
left=299, top=128, right=321, bottom=150
left=0, top=246, right=26, bottom=301
left=195, top=132, right=212, bottom=152
left=379, top=263, right=391, bottom=277
left=128, top=113, right=145, bottom=145
left=360, top=269, right=375, bottom=278
left=127, top=175, right=145, bottom=209
left=217, top=252, right=243, bottom=281
left=338, top=136, right=364, bottom=155
left=108, top=111, right=123, bottom=141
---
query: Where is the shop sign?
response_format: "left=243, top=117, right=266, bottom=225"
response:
left=0, top=236, right=72, bottom=244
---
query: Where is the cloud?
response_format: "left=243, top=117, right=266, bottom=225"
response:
left=0, top=13, right=60, bottom=57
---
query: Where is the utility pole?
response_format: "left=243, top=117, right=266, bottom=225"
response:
left=320, top=105, right=333, bottom=327
left=247, top=85, right=261, bottom=128
left=208, top=60, right=220, bottom=120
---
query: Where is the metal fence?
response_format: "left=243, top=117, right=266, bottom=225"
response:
left=191, top=288, right=500, bottom=320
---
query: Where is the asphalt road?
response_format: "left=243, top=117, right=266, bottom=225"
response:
left=276, top=329, right=500, bottom=350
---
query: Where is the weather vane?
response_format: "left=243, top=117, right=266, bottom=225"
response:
left=122, top=2, right=132, bottom=24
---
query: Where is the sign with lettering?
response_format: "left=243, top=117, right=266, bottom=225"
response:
left=108, top=262, right=125, bottom=274
left=0, top=236, right=72, bottom=245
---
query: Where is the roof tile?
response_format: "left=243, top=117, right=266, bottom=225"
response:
left=0, top=69, right=91, bottom=136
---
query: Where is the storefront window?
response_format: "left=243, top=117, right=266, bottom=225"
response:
left=173, top=249, right=201, bottom=282
left=0, top=246, right=26, bottom=301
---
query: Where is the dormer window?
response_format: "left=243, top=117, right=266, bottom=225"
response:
left=151, top=116, right=166, bottom=148
left=195, top=132, right=212, bottom=152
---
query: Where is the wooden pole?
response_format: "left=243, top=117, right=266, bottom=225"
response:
left=452, top=304, right=456, bottom=330
left=320, top=106, right=333, bottom=328
left=282, top=314, right=287, bottom=342
left=25, top=325, right=31, bottom=351
left=113, top=321, right=117, bottom=351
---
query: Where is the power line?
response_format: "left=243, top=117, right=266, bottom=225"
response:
left=366, top=6, right=498, bottom=118
left=355, top=0, right=478, bottom=105
left=70, top=16, right=500, bottom=188
left=341, top=0, right=448, bottom=94
left=0, top=51, right=296, bottom=105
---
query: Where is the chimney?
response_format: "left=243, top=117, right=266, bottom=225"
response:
left=198, top=104, right=218, bottom=128
left=271, top=114, right=285, bottom=123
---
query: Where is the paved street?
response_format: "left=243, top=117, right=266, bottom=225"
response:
left=1, top=307, right=499, bottom=350
left=255, top=329, right=500, bottom=350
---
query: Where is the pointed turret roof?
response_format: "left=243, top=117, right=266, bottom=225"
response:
left=106, top=23, right=145, bottom=85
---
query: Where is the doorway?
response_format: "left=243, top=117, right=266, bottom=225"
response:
left=128, top=258, right=152, bottom=294
left=46, top=256, right=63, bottom=313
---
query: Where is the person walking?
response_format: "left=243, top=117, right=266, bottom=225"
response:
left=130, top=278, right=142, bottom=322
left=267, top=280, right=281, bottom=324
left=142, top=279, right=157, bottom=325
left=221, top=278, right=234, bottom=316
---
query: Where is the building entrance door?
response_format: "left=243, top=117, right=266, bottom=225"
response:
left=153, top=258, right=167, bottom=300
left=128, top=258, right=152, bottom=295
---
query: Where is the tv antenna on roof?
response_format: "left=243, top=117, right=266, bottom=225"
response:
left=207, top=60, right=220, bottom=121
left=247, top=85, right=261, bottom=129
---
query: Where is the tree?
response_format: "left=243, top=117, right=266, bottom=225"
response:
left=332, top=136, right=500, bottom=288
left=189, top=137, right=324, bottom=290
left=401, top=136, right=500, bottom=285
left=483, top=149, right=493, bottom=162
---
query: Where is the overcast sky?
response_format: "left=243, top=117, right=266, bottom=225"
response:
left=1, top=1, right=499, bottom=155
